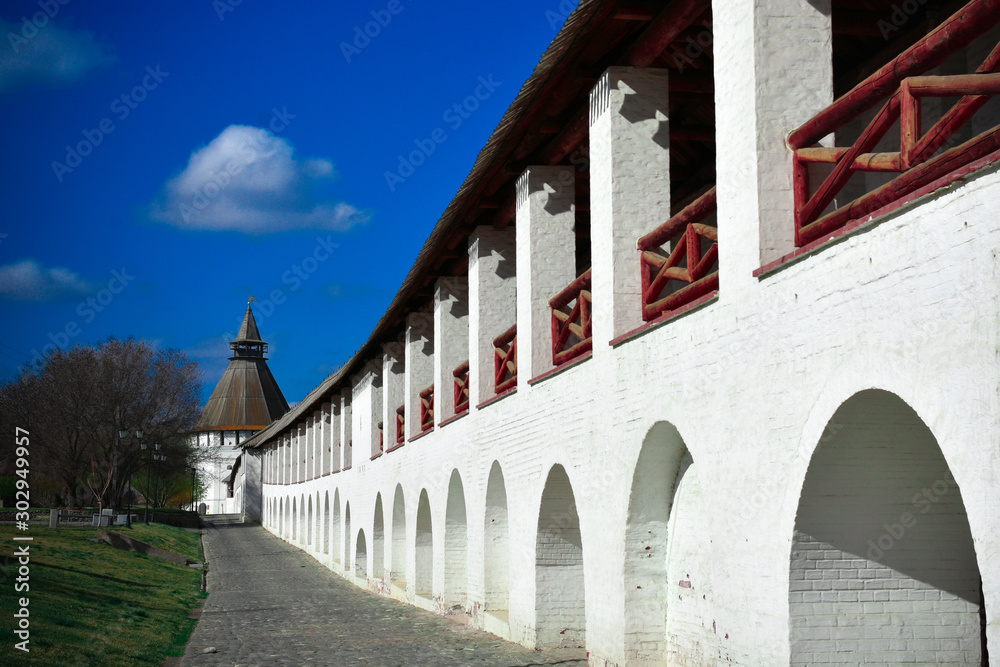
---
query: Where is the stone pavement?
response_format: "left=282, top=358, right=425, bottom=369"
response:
left=179, top=515, right=588, bottom=666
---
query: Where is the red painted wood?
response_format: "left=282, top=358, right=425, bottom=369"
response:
left=797, top=93, right=901, bottom=228
left=638, top=187, right=716, bottom=251
left=798, top=123, right=1000, bottom=245
left=788, top=0, right=1000, bottom=149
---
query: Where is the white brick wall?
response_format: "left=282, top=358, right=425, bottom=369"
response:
left=391, top=485, right=406, bottom=585
left=535, top=465, right=585, bottom=649
left=248, top=29, right=1000, bottom=667
left=790, top=390, right=982, bottom=665
left=373, top=493, right=385, bottom=578
left=444, top=471, right=469, bottom=608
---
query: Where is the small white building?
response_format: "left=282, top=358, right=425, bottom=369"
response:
left=191, top=301, right=288, bottom=515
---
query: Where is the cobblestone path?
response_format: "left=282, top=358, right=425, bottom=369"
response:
left=179, top=515, right=588, bottom=666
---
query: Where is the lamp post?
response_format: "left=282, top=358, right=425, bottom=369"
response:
left=190, top=467, right=197, bottom=513
left=118, top=427, right=143, bottom=528
left=150, top=445, right=164, bottom=523
left=140, top=440, right=155, bottom=524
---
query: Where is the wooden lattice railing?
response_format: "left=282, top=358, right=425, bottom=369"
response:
left=550, top=269, right=592, bottom=366
left=790, top=0, right=1000, bottom=247
left=395, top=405, right=405, bottom=445
left=638, top=187, right=718, bottom=321
left=493, top=324, right=517, bottom=394
left=419, top=385, right=434, bottom=432
left=453, top=360, right=470, bottom=414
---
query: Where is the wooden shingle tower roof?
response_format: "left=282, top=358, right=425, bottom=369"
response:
left=192, top=300, right=289, bottom=432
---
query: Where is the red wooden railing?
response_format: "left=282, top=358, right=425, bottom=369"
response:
left=638, top=187, right=718, bottom=321
left=419, top=385, right=434, bottom=432
left=790, top=0, right=1000, bottom=247
left=453, top=361, right=470, bottom=414
left=493, top=324, right=517, bottom=394
left=550, top=269, right=592, bottom=366
left=377, top=421, right=384, bottom=452
left=395, top=405, right=405, bottom=445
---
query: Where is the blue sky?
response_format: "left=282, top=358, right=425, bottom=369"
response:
left=0, top=0, right=577, bottom=404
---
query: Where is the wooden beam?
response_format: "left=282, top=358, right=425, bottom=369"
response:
left=626, top=0, right=711, bottom=67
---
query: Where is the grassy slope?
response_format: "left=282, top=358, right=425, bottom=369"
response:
left=0, top=523, right=205, bottom=667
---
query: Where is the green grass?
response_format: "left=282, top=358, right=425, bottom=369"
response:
left=0, top=523, right=206, bottom=666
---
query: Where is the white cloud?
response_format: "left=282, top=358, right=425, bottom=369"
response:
left=0, top=259, right=93, bottom=302
left=0, top=18, right=113, bottom=93
left=149, top=125, right=369, bottom=234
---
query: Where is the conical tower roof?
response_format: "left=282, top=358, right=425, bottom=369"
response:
left=193, top=300, right=290, bottom=432
left=233, top=302, right=263, bottom=343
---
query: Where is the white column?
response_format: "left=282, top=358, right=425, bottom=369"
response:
left=434, top=277, right=469, bottom=423
left=340, top=389, right=352, bottom=469
left=468, top=226, right=516, bottom=405
left=322, top=402, right=332, bottom=476
left=405, top=313, right=434, bottom=438
left=713, top=0, right=832, bottom=283
left=306, top=415, right=315, bottom=480
left=589, top=66, right=671, bottom=346
left=516, top=165, right=576, bottom=381
left=351, top=362, right=382, bottom=460
left=383, top=342, right=405, bottom=446
left=332, top=401, right=342, bottom=473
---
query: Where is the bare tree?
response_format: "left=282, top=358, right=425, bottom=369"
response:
left=0, top=337, right=202, bottom=508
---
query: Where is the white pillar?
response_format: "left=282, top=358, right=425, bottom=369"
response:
left=589, top=66, right=671, bottom=346
left=340, top=389, right=352, bottom=470
left=406, top=313, right=434, bottom=438
left=298, top=422, right=307, bottom=483
left=332, top=401, right=342, bottom=473
left=434, top=277, right=469, bottom=423
left=351, top=362, right=382, bottom=461
left=468, top=226, right=516, bottom=405
left=383, top=342, right=405, bottom=447
left=516, top=165, right=576, bottom=381
left=321, top=402, right=332, bottom=476
left=713, top=0, right=832, bottom=283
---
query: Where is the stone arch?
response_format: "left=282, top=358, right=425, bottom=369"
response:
left=356, top=528, right=368, bottom=579
left=292, top=496, right=297, bottom=541
left=484, top=461, right=509, bottom=616
left=623, top=421, right=700, bottom=663
left=373, top=492, right=385, bottom=580
left=299, top=493, right=306, bottom=544
left=392, top=484, right=406, bottom=585
left=323, top=491, right=330, bottom=555
left=444, top=470, right=468, bottom=609
left=789, top=389, right=984, bottom=665
left=315, top=491, right=321, bottom=550
left=332, top=489, right=342, bottom=565
left=278, top=497, right=283, bottom=535
left=307, top=495, right=313, bottom=547
left=344, top=501, right=352, bottom=571
left=284, top=496, right=290, bottom=539
left=535, top=464, right=585, bottom=649
left=415, top=489, right=433, bottom=598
